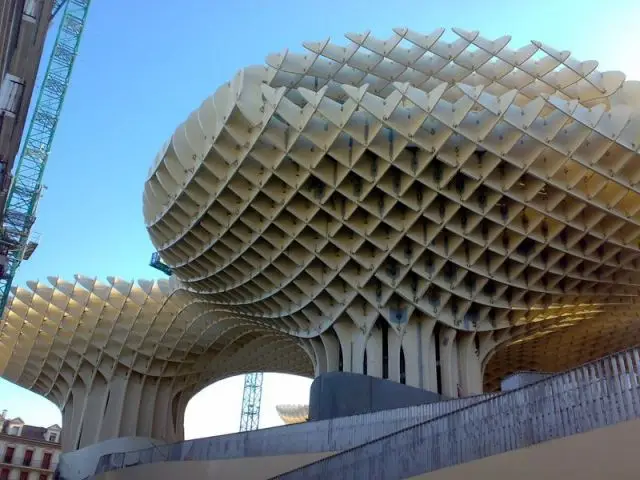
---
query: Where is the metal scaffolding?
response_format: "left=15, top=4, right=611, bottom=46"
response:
left=0, top=0, right=91, bottom=314
left=239, top=372, right=263, bottom=431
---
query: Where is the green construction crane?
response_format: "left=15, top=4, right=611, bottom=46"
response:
left=239, top=372, right=263, bottom=431
left=0, top=0, right=92, bottom=314
left=149, top=251, right=173, bottom=276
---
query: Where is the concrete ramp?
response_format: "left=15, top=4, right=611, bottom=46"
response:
left=93, top=392, right=496, bottom=477
left=276, top=347, right=640, bottom=479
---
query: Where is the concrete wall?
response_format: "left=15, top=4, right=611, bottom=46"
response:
left=309, top=372, right=444, bottom=420
left=93, top=453, right=334, bottom=480
left=278, top=348, right=640, bottom=479
left=96, top=348, right=640, bottom=479
left=500, top=371, right=552, bottom=391
left=58, top=437, right=165, bottom=480
left=94, top=393, right=494, bottom=477
left=91, top=418, right=640, bottom=480
left=413, top=418, right=640, bottom=479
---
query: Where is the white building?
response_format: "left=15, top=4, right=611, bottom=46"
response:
left=0, top=411, right=61, bottom=480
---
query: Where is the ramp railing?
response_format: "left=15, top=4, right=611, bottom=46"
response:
left=276, top=346, right=640, bottom=479
left=93, top=392, right=496, bottom=475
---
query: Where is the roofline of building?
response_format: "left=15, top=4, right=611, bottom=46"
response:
left=0, top=431, right=61, bottom=449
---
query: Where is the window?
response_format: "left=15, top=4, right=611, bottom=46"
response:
left=23, top=449, right=33, bottom=466
left=19, top=472, right=29, bottom=480
left=8, top=426, right=19, bottom=435
left=48, top=433, right=57, bottom=442
left=0, top=469, right=9, bottom=480
left=39, top=475, right=48, bottom=480
left=23, top=0, right=42, bottom=21
left=3, top=447, right=14, bottom=463
left=42, top=452, right=52, bottom=470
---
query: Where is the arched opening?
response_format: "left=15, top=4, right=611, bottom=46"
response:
left=184, top=373, right=313, bottom=440
left=182, top=334, right=316, bottom=440
left=481, top=317, right=640, bottom=392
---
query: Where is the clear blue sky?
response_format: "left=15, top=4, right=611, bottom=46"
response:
left=1, top=0, right=639, bottom=437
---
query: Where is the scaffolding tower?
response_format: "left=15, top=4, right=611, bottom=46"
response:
left=0, top=0, right=92, bottom=314
left=239, top=372, right=263, bottom=431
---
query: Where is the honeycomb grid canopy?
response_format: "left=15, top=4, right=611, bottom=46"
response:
left=0, top=275, right=312, bottom=450
left=2, top=27, right=640, bottom=452
left=144, top=25, right=640, bottom=387
left=276, top=404, right=309, bottom=424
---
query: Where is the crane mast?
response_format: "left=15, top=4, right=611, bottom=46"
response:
left=0, top=0, right=92, bottom=313
left=239, top=372, right=263, bottom=431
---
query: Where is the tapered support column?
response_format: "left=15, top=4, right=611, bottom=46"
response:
left=60, top=372, right=183, bottom=452
left=387, top=328, right=403, bottom=383
left=329, top=319, right=485, bottom=398
left=366, top=328, right=383, bottom=378
left=321, top=332, right=341, bottom=372
left=310, top=338, right=328, bottom=375
left=421, top=318, right=439, bottom=392
left=457, top=332, right=483, bottom=395
left=334, top=323, right=367, bottom=374
left=401, top=316, right=437, bottom=391
left=439, top=327, right=459, bottom=398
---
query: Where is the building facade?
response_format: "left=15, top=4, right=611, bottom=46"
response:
left=0, top=27, right=640, bottom=454
left=0, top=0, right=55, bottom=227
left=0, top=411, right=61, bottom=480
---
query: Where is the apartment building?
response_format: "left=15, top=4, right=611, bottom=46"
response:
left=0, top=0, right=54, bottom=216
left=0, top=411, right=61, bottom=480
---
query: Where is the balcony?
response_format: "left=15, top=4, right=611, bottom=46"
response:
left=0, top=457, right=56, bottom=471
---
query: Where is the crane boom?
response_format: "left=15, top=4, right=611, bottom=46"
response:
left=0, top=0, right=91, bottom=314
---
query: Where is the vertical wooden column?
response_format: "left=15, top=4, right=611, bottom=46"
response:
left=439, top=327, right=459, bottom=398
left=366, top=327, right=383, bottom=378
left=334, top=322, right=368, bottom=374
left=387, top=328, right=403, bottom=383
left=321, top=332, right=341, bottom=372
left=457, top=332, right=483, bottom=395
left=401, top=316, right=437, bottom=390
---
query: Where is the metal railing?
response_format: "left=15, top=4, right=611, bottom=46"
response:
left=93, top=347, right=640, bottom=478
left=94, top=392, right=497, bottom=475
left=276, top=346, right=640, bottom=479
